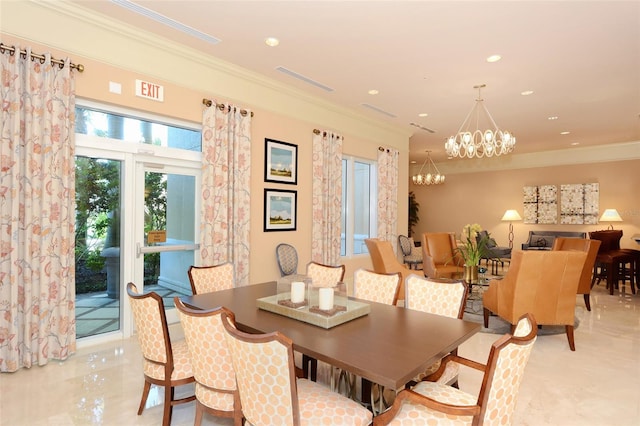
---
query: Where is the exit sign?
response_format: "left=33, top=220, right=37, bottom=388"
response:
left=135, top=79, right=164, bottom=102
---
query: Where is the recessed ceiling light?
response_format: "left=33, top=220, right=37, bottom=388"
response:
left=368, top=89, right=379, bottom=95
left=486, top=54, right=502, bottom=63
left=548, top=116, right=558, bottom=120
left=560, top=131, right=571, bottom=135
left=265, top=37, right=279, bottom=47
left=521, top=90, right=534, bottom=96
left=418, top=113, right=428, bottom=117
left=410, top=160, right=417, bottom=164
left=571, top=142, right=580, bottom=146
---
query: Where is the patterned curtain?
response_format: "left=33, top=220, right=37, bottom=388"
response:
left=200, top=103, right=252, bottom=286
left=0, top=47, right=77, bottom=372
left=311, top=130, right=343, bottom=265
left=377, top=147, right=399, bottom=246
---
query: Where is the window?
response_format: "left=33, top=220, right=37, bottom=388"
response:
left=341, top=156, right=377, bottom=256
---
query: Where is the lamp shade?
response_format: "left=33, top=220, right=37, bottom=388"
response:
left=501, top=209, right=522, bottom=221
left=599, top=209, right=622, bottom=222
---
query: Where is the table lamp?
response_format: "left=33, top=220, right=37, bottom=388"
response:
left=599, top=209, right=622, bottom=230
left=501, top=209, right=522, bottom=248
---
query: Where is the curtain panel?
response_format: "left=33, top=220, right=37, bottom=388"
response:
left=200, top=104, right=252, bottom=286
left=311, top=131, right=343, bottom=265
left=0, top=47, right=77, bottom=372
left=377, top=147, right=399, bottom=246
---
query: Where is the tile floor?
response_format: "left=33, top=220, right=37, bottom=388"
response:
left=1, top=284, right=639, bottom=425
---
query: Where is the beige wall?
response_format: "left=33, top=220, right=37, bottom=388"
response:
left=412, top=159, right=640, bottom=250
left=1, top=2, right=410, bottom=284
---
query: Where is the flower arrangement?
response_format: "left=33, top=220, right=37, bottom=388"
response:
left=457, top=223, right=491, bottom=266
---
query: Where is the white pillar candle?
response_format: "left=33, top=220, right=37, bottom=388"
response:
left=318, top=287, right=334, bottom=310
left=290, top=281, right=305, bottom=303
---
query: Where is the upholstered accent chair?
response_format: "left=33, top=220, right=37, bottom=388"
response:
left=188, top=263, right=234, bottom=295
left=126, top=283, right=195, bottom=426
left=276, top=243, right=299, bottom=277
left=220, top=311, right=373, bottom=426
left=398, top=235, right=423, bottom=270
left=174, top=299, right=242, bottom=426
left=483, top=250, right=587, bottom=351
left=421, top=232, right=465, bottom=279
left=364, top=238, right=412, bottom=304
left=374, top=314, right=538, bottom=426
left=404, top=275, right=468, bottom=386
left=305, top=261, right=345, bottom=287
left=552, top=237, right=601, bottom=311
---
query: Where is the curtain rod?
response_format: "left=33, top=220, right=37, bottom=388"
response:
left=202, top=98, right=253, bottom=117
left=313, top=129, right=343, bottom=139
left=0, top=43, right=84, bottom=72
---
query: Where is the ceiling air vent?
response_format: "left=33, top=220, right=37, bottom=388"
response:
left=275, top=66, right=334, bottom=92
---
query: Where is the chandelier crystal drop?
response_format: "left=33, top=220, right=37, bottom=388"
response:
left=444, top=84, right=516, bottom=159
left=412, top=151, right=445, bottom=186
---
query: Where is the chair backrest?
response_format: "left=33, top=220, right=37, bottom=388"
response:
left=422, top=232, right=458, bottom=265
left=552, top=237, right=601, bottom=295
left=276, top=243, right=299, bottom=276
left=126, top=282, right=172, bottom=367
left=494, top=250, right=586, bottom=325
left=398, top=235, right=413, bottom=256
left=588, top=229, right=623, bottom=252
left=221, top=311, right=300, bottom=426
left=306, top=261, right=345, bottom=287
left=404, top=274, right=468, bottom=319
left=353, top=268, right=401, bottom=305
left=174, top=299, right=238, bottom=406
left=188, top=263, right=234, bottom=295
left=477, top=314, right=538, bottom=425
left=364, top=238, right=411, bottom=301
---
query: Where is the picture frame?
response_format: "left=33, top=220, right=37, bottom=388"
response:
left=265, top=138, right=298, bottom=184
left=264, top=189, right=297, bottom=232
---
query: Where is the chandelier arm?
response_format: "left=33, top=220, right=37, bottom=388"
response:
left=455, top=103, right=478, bottom=135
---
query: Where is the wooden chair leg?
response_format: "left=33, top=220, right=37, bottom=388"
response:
left=566, top=325, right=575, bottom=351
left=583, top=294, right=591, bottom=311
left=162, top=385, right=174, bottom=426
left=138, top=380, right=151, bottom=415
left=483, top=308, right=490, bottom=328
left=194, top=402, right=204, bottom=426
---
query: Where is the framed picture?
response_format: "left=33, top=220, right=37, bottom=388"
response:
left=265, top=138, right=298, bottom=184
left=264, top=189, right=297, bottom=232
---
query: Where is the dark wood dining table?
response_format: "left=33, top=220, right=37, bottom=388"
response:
left=181, top=281, right=481, bottom=391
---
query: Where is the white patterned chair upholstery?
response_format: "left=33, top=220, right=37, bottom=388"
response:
left=276, top=243, right=299, bottom=276
left=398, top=235, right=423, bottom=270
left=220, top=311, right=373, bottom=426
left=188, top=263, right=234, bottom=295
left=374, top=314, right=538, bottom=426
left=126, top=283, right=195, bottom=426
left=174, top=299, right=243, bottom=426
left=404, top=275, right=468, bottom=386
left=306, top=261, right=345, bottom=287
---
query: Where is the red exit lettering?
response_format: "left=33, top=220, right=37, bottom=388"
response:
left=135, top=79, right=164, bottom=102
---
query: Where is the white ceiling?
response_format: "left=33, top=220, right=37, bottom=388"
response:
left=72, top=0, right=640, bottom=163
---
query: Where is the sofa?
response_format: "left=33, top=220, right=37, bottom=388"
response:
left=521, top=230, right=587, bottom=250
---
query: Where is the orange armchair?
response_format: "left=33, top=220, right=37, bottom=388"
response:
left=483, top=250, right=587, bottom=351
left=421, top=232, right=464, bottom=278
left=364, top=238, right=412, bottom=304
left=552, top=237, right=601, bottom=311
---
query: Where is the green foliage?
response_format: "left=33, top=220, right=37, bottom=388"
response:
left=408, top=191, right=420, bottom=237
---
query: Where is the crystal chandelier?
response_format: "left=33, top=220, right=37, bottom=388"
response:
left=412, top=151, right=445, bottom=185
left=445, top=84, right=516, bottom=159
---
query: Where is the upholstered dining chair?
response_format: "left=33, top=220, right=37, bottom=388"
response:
left=220, top=311, right=373, bottom=426
left=404, top=274, right=469, bottom=386
left=421, top=232, right=465, bottom=279
left=552, top=237, right=601, bottom=311
left=398, top=235, right=423, bottom=270
left=174, top=299, right=243, bottom=426
left=187, top=262, right=234, bottom=295
left=276, top=243, right=299, bottom=277
left=374, top=313, right=537, bottom=426
left=126, top=283, right=195, bottom=426
left=483, top=250, right=586, bottom=351
left=364, top=238, right=412, bottom=305
left=305, top=261, right=345, bottom=287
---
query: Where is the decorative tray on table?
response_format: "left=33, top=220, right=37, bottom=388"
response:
left=256, top=292, right=370, bottom=329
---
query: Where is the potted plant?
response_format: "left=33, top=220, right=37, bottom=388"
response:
left=456, top=223, right=491, bottom=283
left=408, top=191, right=420, bottom=238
